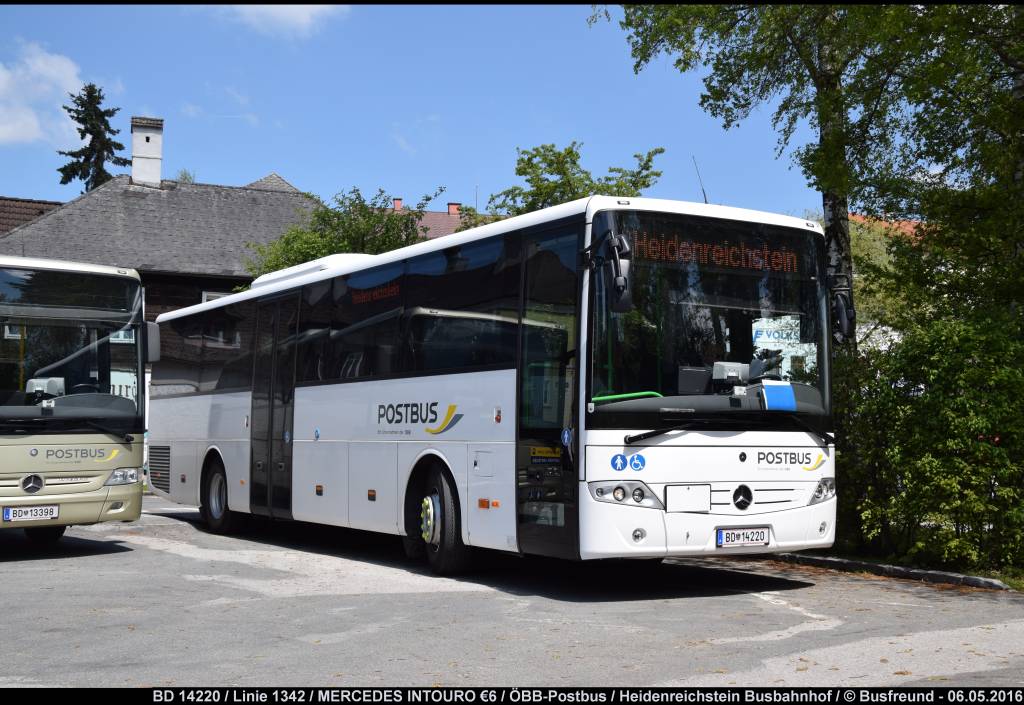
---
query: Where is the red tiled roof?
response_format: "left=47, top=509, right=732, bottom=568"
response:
left=0, top=196, right=62, bottom=235
left=419, top=210, right=462, bottom=239
left=849, top=213, right=919, bottom=237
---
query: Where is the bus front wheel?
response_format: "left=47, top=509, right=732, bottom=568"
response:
left=419, top=466, right=471, bottom=575
left=200, top=458, right=239, bottom=534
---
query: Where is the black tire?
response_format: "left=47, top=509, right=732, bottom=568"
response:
left=420, top=465, right=472, bottom=575
left=401, top=534, right=426, bottom=560
left=199, top=457, right=239, bottom=533
left=24, top=525, right=66, bottom=545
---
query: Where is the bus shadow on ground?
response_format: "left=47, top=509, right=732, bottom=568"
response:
left=154, top=506, right=814, bottom=602
left=0, top=531, right=133, bottom=562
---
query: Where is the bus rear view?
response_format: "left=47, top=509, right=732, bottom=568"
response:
left=0, top=257, right=152, bottom=545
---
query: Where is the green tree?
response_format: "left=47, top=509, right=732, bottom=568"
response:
left=833, top=6, right=1024, bottom=570
left=244, top=186, right=445, bottom=279
left=488, top=141, right=664, bottom=216
left=56, top=83, right=130, bottom=192
left=601, top=5, right=926, bottom=348
left=176, top=168, right=196, bottom=184
left=456, top=141, right=664, bottom=232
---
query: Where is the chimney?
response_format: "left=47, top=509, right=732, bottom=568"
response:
left=131, top=116, right=164, bottom=187
left=447, top=202, right=461, bottom=216
left=393, top=197, right=403, bottom=210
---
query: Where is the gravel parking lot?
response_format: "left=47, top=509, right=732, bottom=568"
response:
left=2, top=495, right=1022, bottom=687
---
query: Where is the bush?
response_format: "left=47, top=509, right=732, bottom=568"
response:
left=835, top=313, right=1024, bottom=570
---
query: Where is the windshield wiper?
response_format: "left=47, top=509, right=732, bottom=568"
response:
left=623, top=410, right=833, bottom=446
left=623, top=415, right=732, bottom=445
left=777, top=413, right=834, bottom=446
left=77, top=419, right=134, bottom=443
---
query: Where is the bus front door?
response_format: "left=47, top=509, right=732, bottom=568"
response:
left=250, top=295, right=300, bottom=519
left=516, top=225, right=582, bottom=559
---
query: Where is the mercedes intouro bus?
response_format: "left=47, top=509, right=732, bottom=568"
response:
left=148, top=196, right=838, bottom=573
left=1, top=256, right=158, bottom=545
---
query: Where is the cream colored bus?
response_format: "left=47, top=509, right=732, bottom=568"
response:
left=0, top=256, right=158, bottom=546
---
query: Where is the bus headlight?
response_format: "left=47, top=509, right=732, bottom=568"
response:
left=808, top=477, right=836, bottom=505
left=105, top=468, right=140, bottom=486
left=589, top=481, right=664, bottom=510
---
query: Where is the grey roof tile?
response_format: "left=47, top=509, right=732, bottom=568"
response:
left=0, top=176, right=314, bottom=277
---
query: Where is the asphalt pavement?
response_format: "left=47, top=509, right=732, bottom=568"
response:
left=1, top=495, right=1022, bottom=687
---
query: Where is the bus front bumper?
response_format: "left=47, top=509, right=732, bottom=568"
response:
left=579, top=488, right=835, bottom=560
left=0, top=483, right=143, bottom=529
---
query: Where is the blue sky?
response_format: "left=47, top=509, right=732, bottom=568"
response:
left=1, top=5, right=822, bottom=217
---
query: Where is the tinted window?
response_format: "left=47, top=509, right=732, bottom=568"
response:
left=520, top=229, right=579, bottom=429
left=209, top=301, right=255, bottom=392
left=296, top=281, right=333, bottom=382
left=404, top=236, right=520, bottom=373
left=152, top=316, right=202, bottom=396
left=0, top=268, right=138, bottom=312
left=331, top=263, right=404, bottom=380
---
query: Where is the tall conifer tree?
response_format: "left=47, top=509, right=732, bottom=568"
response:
left=56, top=83, right=130, bottom=192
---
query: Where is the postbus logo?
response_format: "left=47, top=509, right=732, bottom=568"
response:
left=425, top=405, right=463, bottom=435
left=802, top=453, right=826, bottom=472
left=37, top=447, right=119, bottom=462
left=376, top=402, right=463, bottom=435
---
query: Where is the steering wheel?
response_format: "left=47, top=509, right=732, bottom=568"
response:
left=70, top=383, right=99, bottom=394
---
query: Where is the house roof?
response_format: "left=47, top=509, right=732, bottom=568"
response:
left=419, top=210, right=462, bottom=239
left=0, top=196, right=63, bottom=236
left=850, top=213, right=919, bottom=237
left=246, top=172, right=300, bottom=193
left=0, top=175, right=314, bottom=278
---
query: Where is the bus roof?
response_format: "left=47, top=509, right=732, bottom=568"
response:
left=156, top=195, right=824, bottom=324
left=0, top=254, right=141, bottom=281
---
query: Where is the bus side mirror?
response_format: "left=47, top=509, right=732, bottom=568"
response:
left=603, top=235, right=633, bottom=313
left=609, top=259, right=633, bottom=313
left=146, top=321, right=161, bottom=363
left=832, top=291, right=855, bottom=339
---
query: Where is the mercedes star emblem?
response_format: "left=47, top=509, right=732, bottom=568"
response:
left=22, top=474, right=44, bottom=494
left=733, top=484, right=753, bottom=510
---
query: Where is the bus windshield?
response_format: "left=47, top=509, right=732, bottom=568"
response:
left=0, top=267, right=143, bottom=429
left=590, top=210, right=829, bottom=422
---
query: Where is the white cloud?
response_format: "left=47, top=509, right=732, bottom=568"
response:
left=181, top=103, right=204, bottom=118
left=0, top=41, right=83, bottom=145
left=222, top=5, right=350, bottom=38
left=392, top=131, right=416, bottom=156
left=224, top=86, right=249, bottom=106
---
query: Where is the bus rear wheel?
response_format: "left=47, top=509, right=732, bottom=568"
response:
left=200, top=457, right=239, bottom=534
left=24, top=526, right=66, bottom=545
left=419, top=466, right=471, bottom=575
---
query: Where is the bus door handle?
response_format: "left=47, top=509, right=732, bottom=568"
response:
left=255, top=461, right=264, bottom=472
left=277, top=462, right=285, bottom=473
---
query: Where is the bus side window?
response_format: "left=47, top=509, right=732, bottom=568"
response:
left=215, top=300, right=255, bottom=391
left=330, top=264, right=405, bottom=380
left=403, top=236, right=520, bottom=374
left=152, top=317, right=202, bottom=397
left=296, top=280, right=333, bottom=383
left=520, top=229, right=578, bottom=430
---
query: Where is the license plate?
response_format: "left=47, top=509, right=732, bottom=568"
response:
left=3, top=505, right=59, bottom=522
left=717, top=527, right=769, bottom=547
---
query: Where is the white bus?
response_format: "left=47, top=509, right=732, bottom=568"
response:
left=0, top=256, right=157, bottom=545
left=148, top=196, right=837, bottom=573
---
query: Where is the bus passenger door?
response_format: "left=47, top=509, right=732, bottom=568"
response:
left=250, top=295, right=300, bottom=519
left=516, top=225, right=582, bottom=559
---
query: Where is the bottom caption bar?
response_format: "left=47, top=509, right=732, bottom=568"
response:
left=91, top=688, right=1024, bottom=705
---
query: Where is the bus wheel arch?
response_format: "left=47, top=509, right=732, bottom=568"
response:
left=199, top=448, right=239, bottom=534
left=402, top=453, right=471, bottom=574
